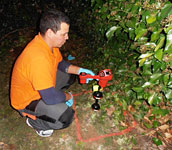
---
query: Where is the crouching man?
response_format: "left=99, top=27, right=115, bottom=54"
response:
left=10, top=9, right=95, bottom=137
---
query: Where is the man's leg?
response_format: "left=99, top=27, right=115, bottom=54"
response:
left=27, top=100, right=75, bottom=131
left=55, top=70, right=76, bottom=91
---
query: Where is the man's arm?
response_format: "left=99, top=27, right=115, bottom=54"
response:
left=58, top=59, right=95, bottom=75
left=39, top=87, right=72, bottom=105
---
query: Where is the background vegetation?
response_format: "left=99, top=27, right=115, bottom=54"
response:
left=0, top=0, right=172, bottom=147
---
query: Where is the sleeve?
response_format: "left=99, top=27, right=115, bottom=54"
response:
left=58, top=59, right=71, bottom=73
left=39, top=87, right=66, bottom=105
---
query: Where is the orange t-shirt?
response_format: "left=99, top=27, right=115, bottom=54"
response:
left=11, top=33, right=63, bottom=110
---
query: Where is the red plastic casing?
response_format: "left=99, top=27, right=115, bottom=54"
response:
left=79, top=69, right=113, bottom=88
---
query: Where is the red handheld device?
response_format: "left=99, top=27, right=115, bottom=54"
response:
left=79, top=69, right=113, bottom=88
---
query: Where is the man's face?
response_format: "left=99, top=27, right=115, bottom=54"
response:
left=51, top=22, right=69, bottom=48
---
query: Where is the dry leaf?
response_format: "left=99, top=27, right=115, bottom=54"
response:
left=144, top=116, right=152, bottom=123
left=158, top=115, right=171, bottom=124
left=158, top=124, right=169, bottom=131
left=164, top=133, right=172, bottom=139
left=146, top=130, right=156, bottom=136
left=128, top=105, right=136, bottom=112
left=121, top=121, right=128, bottom=127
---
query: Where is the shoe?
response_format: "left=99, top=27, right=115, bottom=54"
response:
left=36, top=130, right=54, bottom=137
left=26, top=118, right=54, bottom=137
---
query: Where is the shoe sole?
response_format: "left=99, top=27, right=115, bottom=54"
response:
left=26, top=118, right=33, bottom=128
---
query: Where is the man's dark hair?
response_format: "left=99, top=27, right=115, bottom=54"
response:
left=39, top=9, right=70, bottom=35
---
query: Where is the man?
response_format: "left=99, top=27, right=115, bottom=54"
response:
left=10, top=9, right=95, bottom=137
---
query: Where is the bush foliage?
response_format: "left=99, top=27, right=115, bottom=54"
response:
left=81, top=0, right=172, bottom=145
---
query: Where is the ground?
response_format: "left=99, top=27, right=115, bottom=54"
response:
left=0, top=29, right=171, bottom=150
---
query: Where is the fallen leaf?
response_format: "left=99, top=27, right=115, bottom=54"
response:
left=164, top=132, right=172, bottom=139
left=158, top=115, right=171, bottom=124
left=146, top=130, right=156, bottom=136
left=121, top=121, right=128, bottom=127
left=158, top=124, right=169, bottom=131
left=144, top=116, right=152, bottom=124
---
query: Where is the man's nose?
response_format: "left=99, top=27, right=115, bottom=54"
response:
left=65, top=34, right=69, bottom=40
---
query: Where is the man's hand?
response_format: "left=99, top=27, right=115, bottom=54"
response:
left=65, top=92, right=73, bottom=107
left=78, top=68, right=95, bottom=76
left=79, top=68, right=95, bottom=83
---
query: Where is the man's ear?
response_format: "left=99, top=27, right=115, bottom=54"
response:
left=46, top=29, right=54, bottom=38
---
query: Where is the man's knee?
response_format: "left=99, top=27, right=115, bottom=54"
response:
left=58, top=107, right=75, bottom=128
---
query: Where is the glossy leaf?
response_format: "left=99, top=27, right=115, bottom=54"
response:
left=150, top=73, right=162, bottom=83
left=128, top=28, right=135, bottom=40
left=146, top=13, right=157, bottom=24
left=142, top=82, right=152, bottom=88
left=164, top=29, right=172, bottom=53
left=158, top=2, right=172, bottom=22
left=163, top=74, right=169, bottom=86
left=139, top=53, right=153, bottom=59
left=135, top=28, right=147, bottom=41
left=150, top=29, right=162, bottom=42
left=153, top=96, right=162, bottom=106
left=148, top=92, right=156, bottom=105
left=152, top=60, right=162, bottom=73
left=106, top=26, right=119, bottom=40
left=154, top=34, right=165, bottom=51
left=155, top=49, right=163, bottom=61
left=139, top=58, right=146, bottom=67
left=165, top=89, right=172, bottom=99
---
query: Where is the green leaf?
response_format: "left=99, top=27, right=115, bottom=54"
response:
left=126, top=17, right=137, bottom=28
left=135, top=28, right=147, bottom=41
left=142, top=60, right=152, bottom=75
left=132, top=87, right=144, bottom=93
left=154, top=34, right=165, bottom=51
left=164, top=29, right=172, bottom=54
left=148, top=92, right=156, bottom=105
left=131, top=5, right=139, bottom=14
left=158, top=3, right=172, bottom=22
left=152, top=60, right=162, bottom=73
left=153, top=96, right=162, bottom=106
left=151, top=29, right=162, bottom=42
left=106, top=26, right=119, bottom=40
left=139, top=58, right=146, bottom=67
left=144, top=122, right=153, bottom=129
left=153, top=120, right=160, bottom=128
left=139, top=53, right=153, bottom=59
left=153, top=137, right=163, bottom=146
left=128, top=28, right=135, bottom=40
left=146, top=13, right=157, bottom=24
left=155, top=49, right=163, bottom=61
left=142, top=82, right=152, bottom=88
left=163, top=74, right=170, bottom=86
left=165, top=89, right=172, bottom=99
left=150, top=73, right=162, bottom=83
left=164, top=23, right=172, bottom=34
